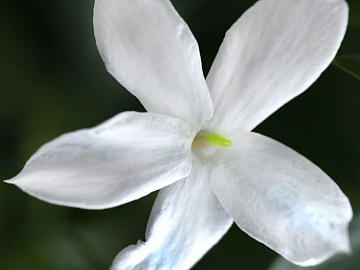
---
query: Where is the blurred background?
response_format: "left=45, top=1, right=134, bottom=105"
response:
left=0, top=0, right=359, bottom=269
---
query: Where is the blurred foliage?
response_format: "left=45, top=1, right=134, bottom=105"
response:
left=334, top=55, right=360, bottom=81
left=0, top=0, right=359, bottom=269
left=269, top=215, right=360, bottom=270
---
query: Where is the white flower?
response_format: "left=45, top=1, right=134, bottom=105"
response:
left=6, top=0, right=352, bottom=269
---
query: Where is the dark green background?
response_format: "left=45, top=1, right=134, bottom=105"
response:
left=0, top=0, right=359, bottom=269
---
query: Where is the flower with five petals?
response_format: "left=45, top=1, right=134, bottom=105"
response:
left=6, top=0, right=353, bottom=269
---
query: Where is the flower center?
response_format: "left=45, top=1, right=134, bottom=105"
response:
left=192, top=133, right=232, bottom=149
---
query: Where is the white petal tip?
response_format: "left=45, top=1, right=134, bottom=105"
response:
left=337, top=226, right=353, bottom=254
left=338, top=238, right=352, bottom=255
left=3, top=174, right=23, bottom=185
left=4, top=177, right=28, bottom=189
left=343, top=247, right=353, bottom=256
left=4, top=179, right=15, bottom=184
left=295, top=236, right=352, bottom=267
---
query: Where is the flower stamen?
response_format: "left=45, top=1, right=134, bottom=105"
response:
left=192, top=133, right=232, bottom=148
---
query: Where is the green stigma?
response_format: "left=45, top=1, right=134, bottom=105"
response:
left=201, top=133, right=232, bottom=148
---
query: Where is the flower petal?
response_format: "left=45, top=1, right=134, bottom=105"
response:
left=111, top=157, right=233, bottom=270
left=268, top=215, right=360, bottom=270
left=94, top=0, right=213, bottom=128
left=210, top=131, right=353, bottom=266
left=207, top=0, right=348, bottom=132
left=6, top=112, right=192, bottom=210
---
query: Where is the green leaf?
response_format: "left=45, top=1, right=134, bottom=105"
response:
left=267, top=215, right=360, bottom=270
left=333, top=55, right=360, bottom=81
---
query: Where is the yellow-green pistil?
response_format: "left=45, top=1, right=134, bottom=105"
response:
left=193, top=133, right=232, bottom=148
